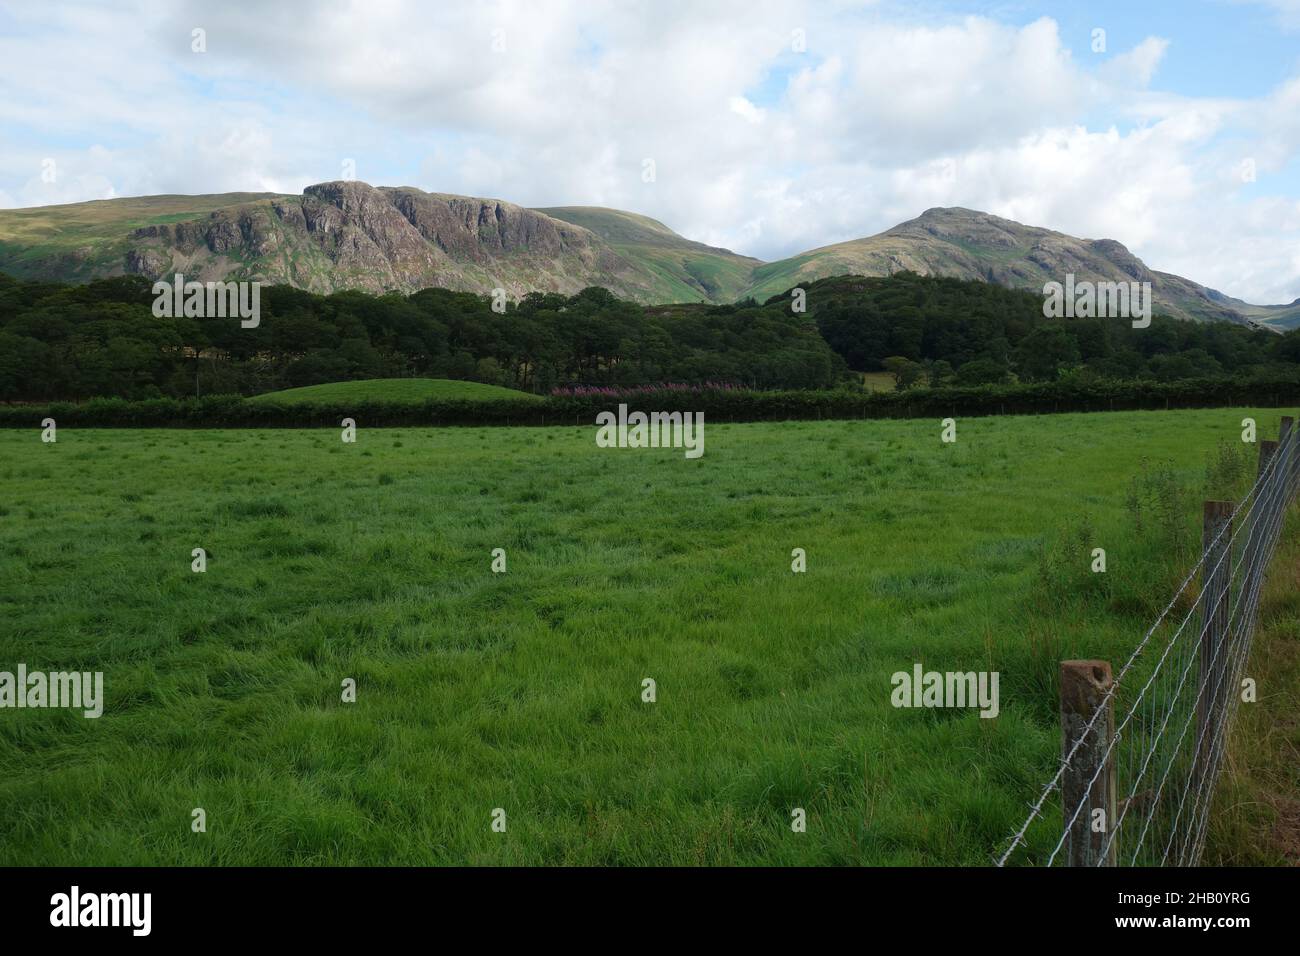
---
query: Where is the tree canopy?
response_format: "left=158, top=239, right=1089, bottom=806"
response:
left=1, top=269, right=1297, bottom=402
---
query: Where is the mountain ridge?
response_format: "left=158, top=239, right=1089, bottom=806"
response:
left=0, top=182, right=1289, bottom=326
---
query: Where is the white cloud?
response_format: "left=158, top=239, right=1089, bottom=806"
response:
left=729, top=96, right=765, bottom=124
left=0, top=0, right=1297, bottom=303
left=1099, top=36, right=1170, bottom=87
left=808, top=17, right=1083, bottom=163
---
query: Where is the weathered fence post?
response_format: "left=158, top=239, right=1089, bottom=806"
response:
left=1060, top=660, right=1116, bottom=866
left=1239, top=439, right=1281, bottom=628
left=1259, top=438, right=1278, bottom=474
left=1195, top=501, right=1234, bottom=797
left=1242, top=437, right=1274, bottom=600
left=1258, top=437, right=1278, bottom=506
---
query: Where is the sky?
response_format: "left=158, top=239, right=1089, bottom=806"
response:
left=1, top=0, right=1299, bottom=303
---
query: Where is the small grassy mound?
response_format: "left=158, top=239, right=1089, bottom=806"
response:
left=249, top=378, right=541, bottom=405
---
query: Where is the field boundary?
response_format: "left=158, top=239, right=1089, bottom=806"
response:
left=5, top=377, right=1300, bottom=428
left=998, top=414, right=1299, bottom=866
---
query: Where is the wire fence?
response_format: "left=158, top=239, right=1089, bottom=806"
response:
left=997, top=416, right=1299, bottom=866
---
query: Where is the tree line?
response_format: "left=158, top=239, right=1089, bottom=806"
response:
left=809, top=272, right=1300, bottom=387
left=5, top=375, right=1300, bottom=430
left=2, top=269, right=1299, bottom=402
left=0, top=273, right=842, bottom=401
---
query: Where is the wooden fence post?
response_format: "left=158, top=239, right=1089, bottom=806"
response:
left=1060, top=660, right=1116, bottom=866
left=1195, top=500, right=1234, bottom=798
left=1258, top=438, right=1277, bottom=485
left=1241, top=439, right=1280, bottom=614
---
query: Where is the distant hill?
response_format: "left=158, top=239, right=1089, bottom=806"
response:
left=1205, top=289, right=1300, bottom=330
left=535, top=206, right=759, bottom=303
left=0, top=185, right=1292, bottom=322
left=742, top=207, right=1249, bottom=325
left=0, top=182, right=753, bottom=305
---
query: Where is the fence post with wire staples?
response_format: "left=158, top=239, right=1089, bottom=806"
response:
left=1000, top=426, right=1299, bottom=868
left=1060, top=660, right=1116, bottom=866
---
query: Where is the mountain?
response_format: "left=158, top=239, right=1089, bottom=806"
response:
left=0, top=184, right=1291, bottom=324
left=1205, top=289, right=1300, bottom=330
left=744, top=207, right=1249, bottom=325
left=534, top=206, right=758, bottom=302
left=0, top=181, right=753, bottom=305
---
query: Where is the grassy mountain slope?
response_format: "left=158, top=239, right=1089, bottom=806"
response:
left=742, top=207, right=1248, bottom=324
left=0, top=192, right=289, bottom=284
left=1244, top=304, right=1300, bottom=330
left=1207, top=289, right=1300, bottom=330
left=0, top=191, right=1292, bottom=322
left=536, top=206, right=759, bottom=303
left=0, top=185, right=757, bottom=305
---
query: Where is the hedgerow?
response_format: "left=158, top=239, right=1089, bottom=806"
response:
left=4, top=374, right=1299, bottom=428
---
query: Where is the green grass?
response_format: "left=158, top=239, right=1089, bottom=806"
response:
left=249, top=378, right=542, bottom=405
left=536, top=206, right=760, bottom=303
left=0, top=193, right=290, bottom=282
left=1203, top=514, right=1300, bottom=865
left=0, top=193, right=286, bottom=246
left=0, top=408, right=1288, bottom=864
left=862, top=371, right=896, bottom=393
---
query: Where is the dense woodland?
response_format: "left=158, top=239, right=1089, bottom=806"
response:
left=0, top=273, right=840, bottom=400
left=1, top=270, right=1298, bottom=402
left=812, top=272, right=1300, bottom=386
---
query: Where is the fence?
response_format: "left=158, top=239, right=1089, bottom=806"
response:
left=998, top=415, right=1299, bottom=866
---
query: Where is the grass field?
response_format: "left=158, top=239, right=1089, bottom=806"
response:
left=0, top=407, right=1292, bottom=865
left=249, top=378, right=541, bottom=405
left=862, top=371, right=896, bottom=393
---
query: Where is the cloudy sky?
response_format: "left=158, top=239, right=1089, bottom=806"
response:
left=2, top=0, right=1299, bottom=303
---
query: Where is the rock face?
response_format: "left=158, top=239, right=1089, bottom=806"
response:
left=0, top=187, right=1281, bottom=322
left=112, top=181, right=652, bottom=300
